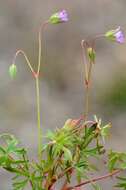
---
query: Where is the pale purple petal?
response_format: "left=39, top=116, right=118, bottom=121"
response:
left=115, top=30, right=125, bottom=43
left=58, top=10, right=68, bottom=22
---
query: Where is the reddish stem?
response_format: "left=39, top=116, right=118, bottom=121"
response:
left=68, top=169, right=121, bottom=189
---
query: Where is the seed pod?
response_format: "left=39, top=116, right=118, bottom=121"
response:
left=87, top=47, right=96, bottom=63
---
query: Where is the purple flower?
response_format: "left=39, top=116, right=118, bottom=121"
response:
left=58, top=10, right=68, bottom=22
left=114, top=28, right=125, bottom=43
left=105, top=27, right=125, bottom=43
left=49, top=10, right=68, bottom=24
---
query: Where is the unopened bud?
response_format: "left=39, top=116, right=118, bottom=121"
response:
left=9, top=64, right=17, bottom=79
left=63, top=118, right=82, bottom=129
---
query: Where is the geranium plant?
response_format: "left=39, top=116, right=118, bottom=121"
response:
left=0, top=10, right=126, bottom=190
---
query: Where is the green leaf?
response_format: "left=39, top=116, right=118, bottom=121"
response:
left=83, top=146, right=104, bottom=157
left=120, top=162, right=126, bottom=170
left=116, top=176, right=126, bottom=189
left=108, top=151, right=126, bottom=171
left=13, top=179, right=28, bottom=190
left=63, top=147, right=72, bottom=161
left=0, top=155, right=7, bottom=165
left=101, top=123, right=111, bottom=138
left=92, top=183, right=102, bottom=190
left=6, top=138, right=18, bottom=154
left=0, top=146, right=6, bottom=154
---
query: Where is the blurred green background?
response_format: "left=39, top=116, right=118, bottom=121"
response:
left=0, top=0, right=126, bottom=189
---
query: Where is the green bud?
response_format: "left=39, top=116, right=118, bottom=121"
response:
left=87, top=47, right=96, bottom=63
left=105, top=30, right=115, bottom=41
left=9, top=64, right=17, bottom=79
left=49, top=13, right=60, bottom=24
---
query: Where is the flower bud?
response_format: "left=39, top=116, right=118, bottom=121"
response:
left=63, top=118, right=82, bottom=129
left=9, top=64, right=17, bottom=79
left=49, top=10, right=68, bottom=24
left=63, top=119, right=73, bottom=129
left=105, top=26, right=124, bottom=43
left=87, top=47, right=96, bottom=63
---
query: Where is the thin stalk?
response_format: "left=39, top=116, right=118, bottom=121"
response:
left=85, top=84, right=89, bottom=120
left=35, top=76, right=42, bottom=161
left=81, top=40, right=93, bottom=120
left=81, top=40, right=89, bottom=120
left=85, top=61, right=93, bottom=119
left=88, top=61, right=93, bottom=82
left=36, top=21, right=48, bottom=162
left=37, top=21, right=48, bottom=75
left=13, top=49, right=35, bottom=75
left=81, top=40, right=88, bottom=83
